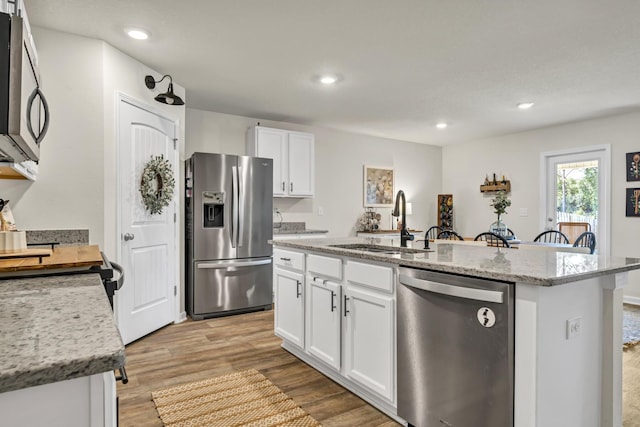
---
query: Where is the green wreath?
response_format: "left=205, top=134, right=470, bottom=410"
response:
left=139, top=155, right=175, bottom=215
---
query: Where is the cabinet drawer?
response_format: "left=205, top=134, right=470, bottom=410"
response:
left=346, top=260, right=394, bottom=293
left=307, top=254, right=342, bottom=280
left=274, top=249, right=305, bottom=272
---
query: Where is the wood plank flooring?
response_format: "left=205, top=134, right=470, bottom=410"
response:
left=117, top=309, right=399, bottom=426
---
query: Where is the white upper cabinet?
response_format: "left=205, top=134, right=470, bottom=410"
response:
left=247, top=126, right=314, bottom=197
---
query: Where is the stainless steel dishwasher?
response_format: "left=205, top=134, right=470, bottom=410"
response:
left=397, top=266, right=514, bottom=427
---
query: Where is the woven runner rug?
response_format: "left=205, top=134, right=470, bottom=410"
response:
left=151, top=369, right=321, bottom=427
left=624, top=304, right=640, bottom=351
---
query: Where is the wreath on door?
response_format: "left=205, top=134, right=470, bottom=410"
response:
left=139, top=154, right=175, bottom=215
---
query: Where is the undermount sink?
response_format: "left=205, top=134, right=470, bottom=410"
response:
left=328, top=243, right=431, bottom=255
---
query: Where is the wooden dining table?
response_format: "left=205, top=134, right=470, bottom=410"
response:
left=512, top=241, right=591, bottom=253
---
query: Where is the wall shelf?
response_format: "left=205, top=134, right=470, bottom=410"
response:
left=480, top=181, right=511, bottom=193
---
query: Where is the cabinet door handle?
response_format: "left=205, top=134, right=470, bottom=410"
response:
left=282, top=181, right=285, bottom=191
left=296, top=280, right=302, bottom=298
left=330, top=291, right=336, bottom=312
left=290, top=182, right=293, bottom=192
left=280, top=257, right=291, bottom=261
left=115, top=366, right=128, bottom=384
left=343, top=295, right=350, bottom=317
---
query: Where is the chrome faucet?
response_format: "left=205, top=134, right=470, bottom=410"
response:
left=392, top=190, right=414, bottom=247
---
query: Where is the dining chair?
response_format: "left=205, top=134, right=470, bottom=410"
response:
left=474, top=232, right=511, bottom=248
left=558, top=222, right=591, bottom=244
left=533, top=230, right=570, bottom=244
left=573, top=231, right=596, bottom=254
left=437, top=230, right=464, bottom=241
left=425, top=225, right=443, bottom=240
left=506, top=228, right=516, bottom=239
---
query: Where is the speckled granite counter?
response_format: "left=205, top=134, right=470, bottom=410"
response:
left=0, top=274, right=125, bottom=393
left=272, top=237, right=640, bottom=286
left=272, top=221, right=328, bottom=236
left=272, top=228, right=328, bottom=236
left=26, top=229, right=89, bottom=246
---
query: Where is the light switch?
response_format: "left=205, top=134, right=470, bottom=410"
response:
left=318, top=206, right=324, bottom=216
left=519, top=208, right=528, bottom=217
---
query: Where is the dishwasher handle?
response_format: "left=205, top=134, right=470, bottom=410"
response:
left=399, top=274, right=504, bottom=303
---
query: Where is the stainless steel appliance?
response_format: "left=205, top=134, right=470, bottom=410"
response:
left=397, top=267, right=514, bottom=427
left=185, top=152, right=273, bottom=320
left=0, top=10, right=49, bottom=164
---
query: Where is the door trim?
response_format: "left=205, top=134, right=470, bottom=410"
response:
left=114, top=92, right=181, bottom=324
left=540, top=144, right=611, bottom=256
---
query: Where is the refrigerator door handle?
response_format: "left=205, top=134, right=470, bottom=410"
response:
left=237, top=166, right=245, bottom=247
left=231, top=165, right=239, bottom=248
left=197, top=259, right=273, bottom=269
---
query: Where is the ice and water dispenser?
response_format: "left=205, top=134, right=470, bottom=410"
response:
left=202, top=191, right=224, bottom=227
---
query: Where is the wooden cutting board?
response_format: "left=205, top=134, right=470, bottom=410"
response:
left=0, top=245, right=103, bottom=272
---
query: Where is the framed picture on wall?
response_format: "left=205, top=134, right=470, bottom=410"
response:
left=364, top=165, right=394, bottom=207
left=626, top=188, right=640, bottom=217
left=626, top=152, right=640, bottom=181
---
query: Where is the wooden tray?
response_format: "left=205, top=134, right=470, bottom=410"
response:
left=0, top=245, right=103, bottom=272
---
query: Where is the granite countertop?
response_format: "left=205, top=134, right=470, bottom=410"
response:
left=0, top=274, right=125, bottom=393
left=273, top=221, right=328, bottom=235
left=272, top=237, right=640, bottom=286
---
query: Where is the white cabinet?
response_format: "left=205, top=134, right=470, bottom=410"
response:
left=344, top=260, right=395, bottom=403
left=0, top=372, right=117, bottom=427
left=307, top=277, right=341, bottom=370
left=343, top=284, right=395, bottom=402
left=247, top=126, right=314, bottom=197
left=287, top=131, right=314, bottom=196
left=273, top=249, right=305, bottom=348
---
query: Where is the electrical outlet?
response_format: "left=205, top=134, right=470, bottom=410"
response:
left=566, top=317, right=582, bottom=340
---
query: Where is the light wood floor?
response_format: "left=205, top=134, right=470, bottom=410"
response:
left=117, top=309, right=399, bottom=426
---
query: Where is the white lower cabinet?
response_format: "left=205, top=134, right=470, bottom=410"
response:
left=307, top=277, right=341, bottom=370
left=343, top=284, right=395, bottom=402
left=275, top=249, right=398, bottom=419
left=274, top=267, right=305, bottom=348
left=0, top=372, right=116, bottom=427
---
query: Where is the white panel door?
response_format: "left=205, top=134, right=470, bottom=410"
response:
left=255, top=127, right=287, bottom=196
left=274, top=267, right=305, bottom=348
left=288, top=131, right=314, bottom=197
left=117, top=100, right=177, bottom=344
left=307, top=277, right=341, bottom=370
left=344, top=285, right=395, bottom=402
left=542, top=145, right=610, bottom=255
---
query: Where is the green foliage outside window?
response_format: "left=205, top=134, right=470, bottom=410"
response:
left=557, top=167, right=598, bottom=215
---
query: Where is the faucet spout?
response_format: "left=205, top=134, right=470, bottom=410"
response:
left=393, top=190, right=414, bottom=247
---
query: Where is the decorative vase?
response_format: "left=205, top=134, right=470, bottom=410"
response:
left=490, top=215, right=508, bottom=237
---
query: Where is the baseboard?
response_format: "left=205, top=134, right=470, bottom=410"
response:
left=624, top=296, right=640, bottom=306
left=175, top=311, right=187, bottom=323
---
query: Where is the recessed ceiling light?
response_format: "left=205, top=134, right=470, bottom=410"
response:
left=319, top=75, right=338, bottom=85
left=126, top=28, right=150, bottom=40
left=517, top=102, right=534, bottom=110
left=436, top=122, right=448, bottom=129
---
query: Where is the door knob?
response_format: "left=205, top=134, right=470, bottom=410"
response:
left=123, top=232, right=135, bottom=241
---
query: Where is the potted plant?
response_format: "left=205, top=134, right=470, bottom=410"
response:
left=489, top=190, right=511, bottom=237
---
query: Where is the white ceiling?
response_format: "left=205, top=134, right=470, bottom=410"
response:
left=23, top=0, right=640, bottom=146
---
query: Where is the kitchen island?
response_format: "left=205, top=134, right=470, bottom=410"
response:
left=271, top=237, right=640, bottom=427
left=0, top=274, right=125, bottom=426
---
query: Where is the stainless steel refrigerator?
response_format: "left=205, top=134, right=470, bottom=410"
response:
left=185, top=152, right=273, bottom=320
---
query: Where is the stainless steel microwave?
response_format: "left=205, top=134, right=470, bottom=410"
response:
left=0, top=11, right=48, bottom=163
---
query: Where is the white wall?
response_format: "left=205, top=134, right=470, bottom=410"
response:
left=442, top=111, right=640, bottom=298
left=0, top=28, right=105, bottom=243
left=186, top=109, right=443, bottom=237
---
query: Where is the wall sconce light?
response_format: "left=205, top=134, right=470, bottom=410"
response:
left=144, top=74, right=184, bottom=106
